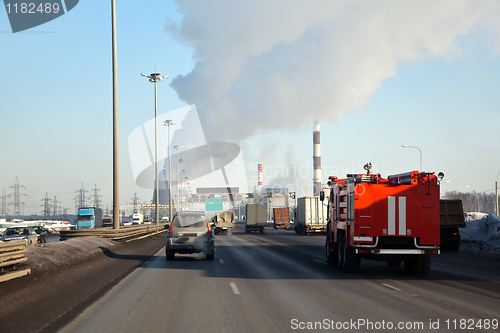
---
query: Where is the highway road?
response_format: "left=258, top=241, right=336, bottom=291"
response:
left=60, top=224, right=500, bottom=333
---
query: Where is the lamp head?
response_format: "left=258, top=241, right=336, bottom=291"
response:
left=438, top=172, right=444, bottom=181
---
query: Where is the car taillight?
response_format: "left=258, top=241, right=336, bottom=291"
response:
left=168, top=224, right=173, bottom=234
left=207, top=223, right=212, bottom=233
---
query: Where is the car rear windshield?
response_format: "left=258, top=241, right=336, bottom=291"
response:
left=173, top=214, right=206, bottom=228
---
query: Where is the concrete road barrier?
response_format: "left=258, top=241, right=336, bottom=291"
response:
left=0, top=240, right=31, bottom=283
left=60, top=225, right=167, bottom=242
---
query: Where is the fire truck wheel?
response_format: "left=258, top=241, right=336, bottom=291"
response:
left=326, top=234, right=338, bottom=266
left=387, top=260, right=401, bottom=268
left=418, top=254, right=431, bottom=274
left=404, top=254, right=431, bottom=274
left=343, top=244, right=360, bottom=272
left=337, top=232, right=345, bottom=268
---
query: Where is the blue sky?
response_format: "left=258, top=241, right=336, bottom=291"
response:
left=1, top=1, right=499, bottom=215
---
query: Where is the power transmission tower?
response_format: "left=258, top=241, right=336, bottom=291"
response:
left=75, top=183, right=88, bottom=210
left=131, top=193, right=140, bottom=213
left=53, top=196, right=61, bottom=218
left=90, top=184, right=101, bottom=208
left=41, top=192, right=52, bottom=217
left=8, top=177, right=27, bottom=219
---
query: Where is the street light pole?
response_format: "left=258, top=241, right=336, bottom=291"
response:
left=111, top=0, right=120, bottom=229
left=402, top=145, right=422, bottom=172
left=141, top=72, right=169, bottom=225
left=164, top=120, right=176, bottom=222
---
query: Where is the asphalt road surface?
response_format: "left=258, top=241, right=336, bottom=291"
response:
left=59, top=224, right=500, bottom=333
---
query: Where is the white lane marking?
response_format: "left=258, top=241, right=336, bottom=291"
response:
left=219, top=259, right=224, bottom=264
left=388, top=196, right=395, bottom=235
left=313, top=259, right=323, bottom=263
left=283, top=248, right=290, bottom=252
left=229, top=283, right=240, bottom=295
left=399, top=196, right=406, bottom=235
left=381, top=283, right=401, bottom=291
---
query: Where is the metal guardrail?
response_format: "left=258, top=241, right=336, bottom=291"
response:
left=0, top=240, right=31, bottom=283
left=59, top=224, right=168, bottom=242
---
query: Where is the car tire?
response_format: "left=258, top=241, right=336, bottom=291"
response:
left=166, top=250, right=175, bottom=261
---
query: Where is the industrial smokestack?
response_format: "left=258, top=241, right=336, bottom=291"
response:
left=313, top=124, right=321, bottom=196
left=258, top=163, right=263, bottom=192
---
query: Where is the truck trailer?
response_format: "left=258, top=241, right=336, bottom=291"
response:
left=295, top=197, right=328, bottom=235
left=76, top=207, right=103, bottom=229
left=322, top=169, right=440, bottom=273
left=440, top=199, right=465, bottom=251
left=273, top=207, right=290, bottom=229
left=213, top=211, right=235, bottom=234
left=245, top=204, right=267, bottom=233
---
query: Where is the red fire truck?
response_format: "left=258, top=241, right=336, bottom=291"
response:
left=321, top=166, right=440, bottom=273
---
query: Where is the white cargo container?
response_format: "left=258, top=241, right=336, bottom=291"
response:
left=295, top=196, right=328, bottom=235
left=245, top=204, right=267, bottom=234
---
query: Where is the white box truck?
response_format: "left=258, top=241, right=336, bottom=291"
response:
left=295, top=196, right=328, bottom=235
left=245, top=204, right=267, bottom=234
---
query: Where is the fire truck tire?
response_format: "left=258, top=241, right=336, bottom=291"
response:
left=387, top=260, right=402, bottom=267
left=343, top=245, right=360, bottom=272
left=326, top=234, right=337, bottom=266
left=404, top=254, right=431, bottom=274
left=337, top=232, right=345, bottom=268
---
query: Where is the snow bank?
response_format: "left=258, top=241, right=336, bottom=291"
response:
left=25, top=236, right=118, bottom=275
left=460, top=213, right=500, bottom=253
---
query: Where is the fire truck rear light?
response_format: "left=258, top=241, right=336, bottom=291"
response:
left=374, top=249, right=381, bottom=253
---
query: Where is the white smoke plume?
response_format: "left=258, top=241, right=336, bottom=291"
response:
left=167, top=0, right=500, bottom=143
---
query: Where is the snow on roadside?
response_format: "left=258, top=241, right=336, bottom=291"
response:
left=25, top=236, right=118, bottom=275
left=460, top=213, right=500, bottom=254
